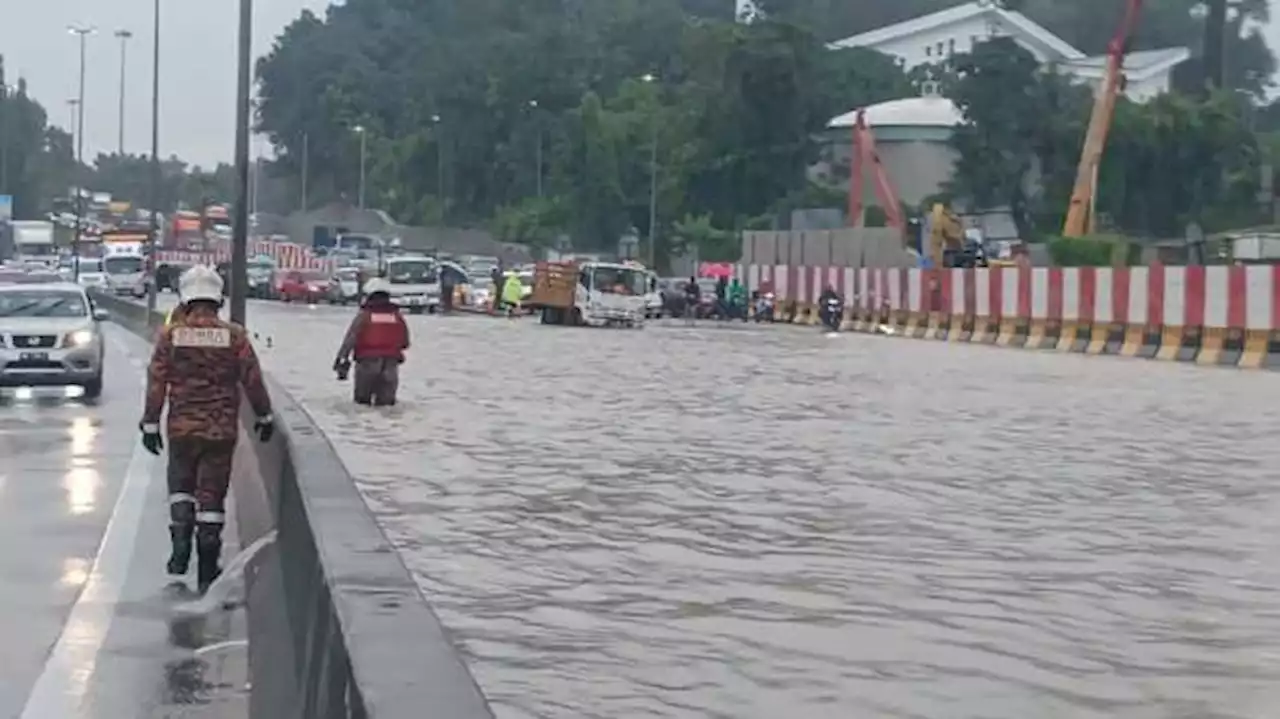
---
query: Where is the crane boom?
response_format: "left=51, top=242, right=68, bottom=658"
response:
left=1061, top=0, right=1143, bottom=238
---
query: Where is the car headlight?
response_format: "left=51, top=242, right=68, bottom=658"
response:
left=64, top=329, right=96, bottom=347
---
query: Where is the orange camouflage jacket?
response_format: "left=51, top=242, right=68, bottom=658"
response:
left=141, top=307, right=273, bottom=441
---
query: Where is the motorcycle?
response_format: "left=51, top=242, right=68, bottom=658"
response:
left=754, top=292, right=776, bottom=322
left=820, top=296, right=843, bottom=331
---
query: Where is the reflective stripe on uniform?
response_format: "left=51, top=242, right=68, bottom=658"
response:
left=195, top=511, right=225, bottom=524
left=168, top=492, right=196, bottom=505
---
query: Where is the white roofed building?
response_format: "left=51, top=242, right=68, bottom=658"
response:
left=828, top=1, right=1189, bottom=102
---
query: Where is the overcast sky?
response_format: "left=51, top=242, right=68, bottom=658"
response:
left=4, top=1, right=1280, bottom=169
left=1, top=0, right=330, bottom=169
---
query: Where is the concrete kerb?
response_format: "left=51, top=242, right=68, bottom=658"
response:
left=88, top=291, right=494, bottom=719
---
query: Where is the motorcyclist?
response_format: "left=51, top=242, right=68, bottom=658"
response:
left=333, top=278, right=410, bottom=406
left=728, top=277, right=748, bottom=320
left=140, top=265, right=274, bottom=593
left=819, top=284, right=843, bottom=327
left=682, top=276, right=700, bottom=318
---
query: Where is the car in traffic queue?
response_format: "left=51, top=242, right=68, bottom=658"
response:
left=378, top=255, right=440, bottom=314
left=0, top=282, right=108, bottom=399
left=103, top=253, right=149, bottom=298
left=326, top=267, right=363, bottom=305
left=154, top=262, right=193, bottom=293
left=247, top=256, right=278, bottom=299
left=278, top=269, right=333, bottom=304
left=74, top=258, right=109, bottom=291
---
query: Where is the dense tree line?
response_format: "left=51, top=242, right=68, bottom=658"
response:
left=255, top=0, right=1276, bottom=256
left=253, top=0, right=914, bottom=259
left=0, top=58, right=77, bottom=220
left=85, top=153, right=238, bottom=215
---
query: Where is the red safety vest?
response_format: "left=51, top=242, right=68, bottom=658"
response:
left=353, top=307, right=407, bottom=361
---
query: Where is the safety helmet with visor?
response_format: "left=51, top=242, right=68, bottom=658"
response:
left=179, top=265, right=225, bottom=304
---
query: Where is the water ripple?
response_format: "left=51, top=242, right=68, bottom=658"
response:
left=247, top=304, right=1280, bottom=719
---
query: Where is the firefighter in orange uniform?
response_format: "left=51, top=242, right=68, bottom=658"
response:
left=140, top=265, right=275, bottom=593
left=333, top=278, right=409, bottom=406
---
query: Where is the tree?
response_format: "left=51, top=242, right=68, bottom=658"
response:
left=945, top=38, right=1044, bottom=238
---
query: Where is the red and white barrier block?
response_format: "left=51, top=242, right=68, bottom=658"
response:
left=154, top=240, right=334, bottom=273
left=727, top=263, right=1280, bottom=369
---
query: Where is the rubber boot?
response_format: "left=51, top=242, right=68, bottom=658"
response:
left=167, top=524, right=194, bottom=576
left=196, top=525, right=223, bottom=595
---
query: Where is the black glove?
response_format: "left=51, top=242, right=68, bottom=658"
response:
left=254, top=415, right=275, bottom=443
left=140, top=423, right=163, bottom=455
left=334, top=358, right=351, bottom=381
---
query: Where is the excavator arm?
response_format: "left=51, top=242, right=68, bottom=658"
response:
left=847, top=110, right=905, bottom=233
left=1062, top=0, right=1143, bottom=237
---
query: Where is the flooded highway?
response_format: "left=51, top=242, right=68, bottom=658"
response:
left=234, top=299, right=1280, bottom=717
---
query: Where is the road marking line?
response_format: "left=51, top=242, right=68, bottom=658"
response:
left=19, top=444, right=156, bottom=718
left=19, top=335, right=158, bottom=717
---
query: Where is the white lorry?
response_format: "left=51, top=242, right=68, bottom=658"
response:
left=375, top=255, right=441, bottom=314
left=12, top=221, right=58, bottom=267
left=528, top=260, right=648, bottom=327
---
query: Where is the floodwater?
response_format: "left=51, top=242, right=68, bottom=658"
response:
left=246, top=302, right=1280, bottom=719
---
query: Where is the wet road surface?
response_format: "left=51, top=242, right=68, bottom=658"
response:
left=196, top=298, right=1280, bottom=718
left=0, top=322, right=247, bottom=718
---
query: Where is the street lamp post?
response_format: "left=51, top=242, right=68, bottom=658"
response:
left=68, top=25, right=95, bottom=281
left=354, top=125, right=367, bottom=209
left=432, top=114, right=444, bottom=220
left=147, top=0, right=161, bottom=317
left=0, top=83, right=15, bottom=195
left=529, top=100, right=542, bottom=198
left=114, top=29, right=132, bottom=155
left=299, top=131, right=309, bottom=211
left=229, top=0, right=252, bottom=325
left=641, top=73, right=659, bottom=269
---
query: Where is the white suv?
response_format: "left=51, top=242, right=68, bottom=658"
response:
left=0, top=283, right=107, bottom=398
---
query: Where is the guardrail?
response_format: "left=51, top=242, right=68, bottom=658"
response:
left=90, top=291, right=495, bottom=719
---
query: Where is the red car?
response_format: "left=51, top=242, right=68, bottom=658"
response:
left=278, top=270, right=332, bottom=303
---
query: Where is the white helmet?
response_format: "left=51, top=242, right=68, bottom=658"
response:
left=179, top=265, right=224, bottom=303
left=363, top=278, right=390, bottom=295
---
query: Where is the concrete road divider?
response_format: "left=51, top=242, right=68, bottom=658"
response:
left=88, top=291, right=495, bottom=719
left=724, top=263, right=1280, bottom=370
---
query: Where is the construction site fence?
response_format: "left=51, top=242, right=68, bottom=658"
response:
left=730, top=263, right=1280, bottom=366
left=739, top=228, right=915, bottom=268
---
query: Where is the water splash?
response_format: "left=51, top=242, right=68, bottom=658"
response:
left=172, top=529, right=277, bottom=617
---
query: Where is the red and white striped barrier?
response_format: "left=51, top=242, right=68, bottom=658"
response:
left=730, top=263, right=1280, bottom=368
left=154, top=240, right=334, bottom=273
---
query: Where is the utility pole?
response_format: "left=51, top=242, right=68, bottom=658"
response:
left=147, top=0, right=160, bottom=318
left=68, top=24, right=94, bottom=281
left=114, top=29, right=132, bottom=155
left=230, top=0, right=252, bottom=325
left=299, top=131, right=309, bottom=211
